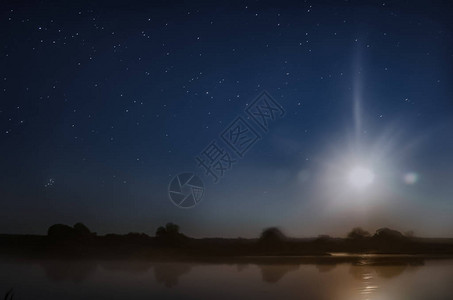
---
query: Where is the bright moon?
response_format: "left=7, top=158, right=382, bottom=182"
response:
left=348, top=166, right=375, bottom=189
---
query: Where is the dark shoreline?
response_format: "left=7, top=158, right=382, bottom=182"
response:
left=2, top=232, right=453, bottom=261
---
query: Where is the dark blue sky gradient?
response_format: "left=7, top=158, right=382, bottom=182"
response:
left=1, top=0, right=452, bottom=237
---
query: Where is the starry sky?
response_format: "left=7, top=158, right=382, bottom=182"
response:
left=1, top=0, right=453, bottom=238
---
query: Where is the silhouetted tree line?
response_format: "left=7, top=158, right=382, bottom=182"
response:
left=1, top=223, right=453, bottom=259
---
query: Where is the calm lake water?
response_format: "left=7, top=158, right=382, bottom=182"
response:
left=1, top=256, right=453, bottom=299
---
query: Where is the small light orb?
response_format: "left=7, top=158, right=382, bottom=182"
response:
left=404, top=172, right=418, bottom=185
left=348, top=166, right=375, bottom=189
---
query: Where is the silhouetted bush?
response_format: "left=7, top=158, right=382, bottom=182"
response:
left=73, top=223, right=91, bottom=236
left=165, top=223, right=180, bottom=235
left=48, top=224, right=75, bottom=238
left=347, top=227, right=371, bottom=239
left=155, top=223, right=187, bottom=246
left=259, top=227, right=286, bottom=244
left=373, top=228, right=404, bottom=240
left=155, top=226, right=165, bottom=237
left=47, top=223, right=94, bottom=239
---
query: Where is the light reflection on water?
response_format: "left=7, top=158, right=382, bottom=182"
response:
left=0, top=257, right=452, bottom=299
left=356, top=255, right=379, bottom=299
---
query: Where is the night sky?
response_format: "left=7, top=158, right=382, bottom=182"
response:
left=1, top=0, right=452, bottom=238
